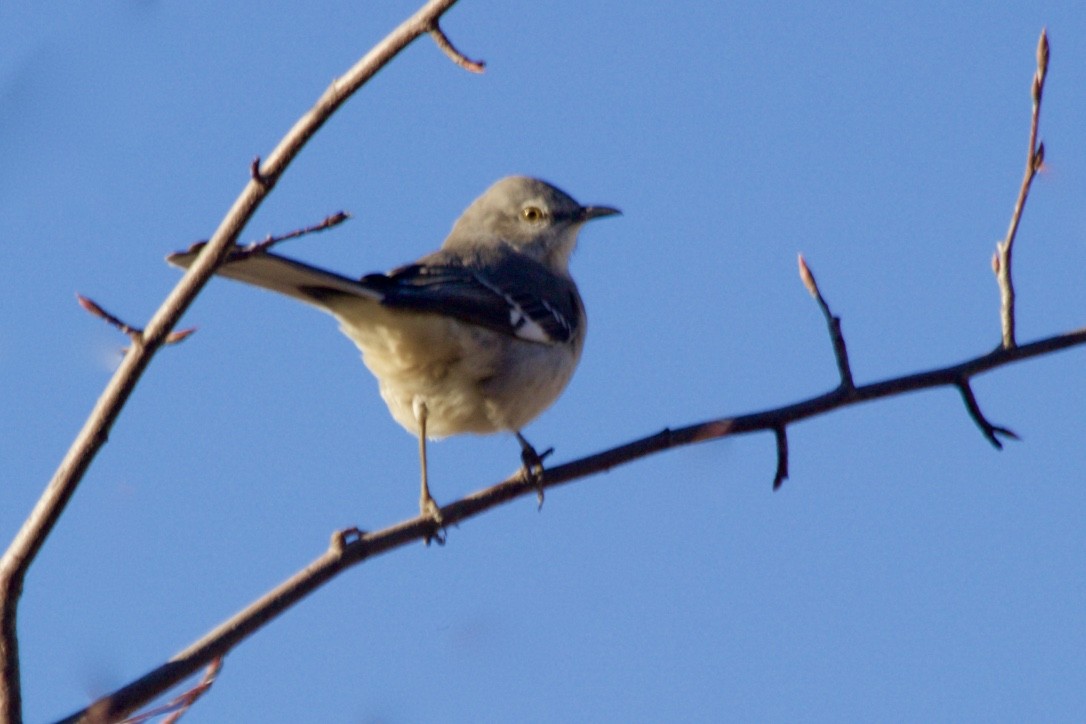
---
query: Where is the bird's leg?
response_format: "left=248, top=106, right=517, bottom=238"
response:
left=515, top=431, right=553, bottom=509
left=415, top=401, right=445, bottom=545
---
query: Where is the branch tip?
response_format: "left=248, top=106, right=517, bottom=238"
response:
left=1037, top=28, right=1050, bottom=80
left=76, top=293, right=105, bottom=318
left=797, top=253, right=818, bottom=299
left=428, top=21, right=485, bottom=73
left=327, top=210, right=352, bottom=226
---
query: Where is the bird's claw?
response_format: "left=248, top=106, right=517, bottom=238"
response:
left=420, top=495, right=446, bottom=546
left=517, top=439, right=553, bottom=510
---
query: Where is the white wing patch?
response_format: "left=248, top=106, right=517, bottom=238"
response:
left=471, top=271, right=572, bottom=345
left=508, top=305, right=552, bottom=343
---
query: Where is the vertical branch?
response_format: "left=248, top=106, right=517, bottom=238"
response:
left=994, top=28, right=1049, bottom=349
left=798, top=255, right=855, bottom=391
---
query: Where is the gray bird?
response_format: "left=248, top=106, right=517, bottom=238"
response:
left=168, top=176, right=619, bottom=535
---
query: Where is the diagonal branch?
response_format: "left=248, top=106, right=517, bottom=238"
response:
left=0, top=1, right=474, bottom=720
left=57, top=325, right=1086, bottom=722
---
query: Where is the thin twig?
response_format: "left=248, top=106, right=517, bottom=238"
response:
left=76, top=295, right=141, bottom=341
left=173, top=211, right=353, bottom=267
left=798, top=254, right=855, bottom=390
left=77, top=295, right=196, bottom=346
left=429, top=21, right=485, bottom=72
left=0, top=1, right=471, bottom=720
left=243, top=211, right=352, bottom=254
left=995, top=28, right=1049, bottom=349
left=955, top=378, right=1019, bottom=449
left=56, top=325, right=1086, bottom=723
left=772, top=426, right=789, bottom=490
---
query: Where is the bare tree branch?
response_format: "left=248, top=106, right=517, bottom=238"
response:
left=0, top=1, right=473, bottom=720
left=56, top=323, right=1086, bottom=723
left=994, top=28, right=1049, bottom=349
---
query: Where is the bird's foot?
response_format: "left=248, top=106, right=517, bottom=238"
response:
left=420, top=493, right=446, bottom=546
left=516, top=433, right=553, bottom=510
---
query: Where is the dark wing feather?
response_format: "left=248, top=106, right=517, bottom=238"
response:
left=363, top=262, right=577, bottom=345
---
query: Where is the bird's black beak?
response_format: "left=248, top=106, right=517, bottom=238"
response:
left=580, top=205, right=622, bottom=222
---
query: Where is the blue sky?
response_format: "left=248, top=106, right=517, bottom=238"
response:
left=3, top=2, right=1085, bottom=722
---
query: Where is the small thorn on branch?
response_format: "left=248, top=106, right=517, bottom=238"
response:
left=428, top=21, right=485, bottom=73
left=250, top=156, right=269, bottom=189
left=798, top=254, right=855, bottom=390
left=772, top=425, right=789, bottom=490
left=956, top=378, right=1019, bottom=449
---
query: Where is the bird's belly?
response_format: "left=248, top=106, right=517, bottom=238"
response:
left=336, top=306, right=579, bottom=439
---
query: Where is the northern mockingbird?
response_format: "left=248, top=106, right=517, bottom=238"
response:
left=168, top=176, right=619, bottom=532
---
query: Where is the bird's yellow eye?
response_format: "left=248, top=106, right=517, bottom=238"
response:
left=521, top=206, right=546, bottom=223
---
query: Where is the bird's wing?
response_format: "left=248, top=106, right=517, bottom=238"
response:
left=365, top=262, right=578, bottom=345
left=167, top=246, right=578, bottom=345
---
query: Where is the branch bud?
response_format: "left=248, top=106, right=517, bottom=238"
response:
left=1037, top=28, right=1050, bottom=79
left=797, top=254, right=819, bottom=299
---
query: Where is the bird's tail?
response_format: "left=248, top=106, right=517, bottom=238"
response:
left=166, top=244, right=382, bottom=309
